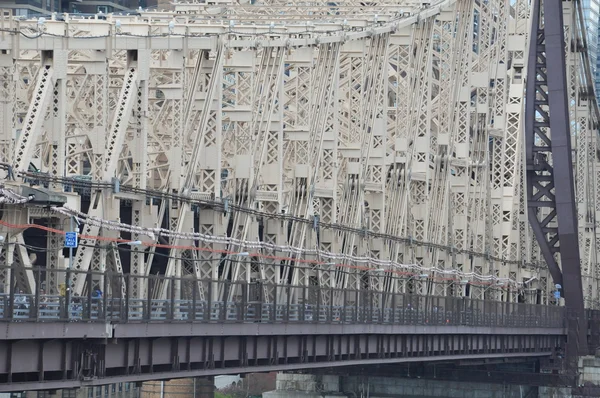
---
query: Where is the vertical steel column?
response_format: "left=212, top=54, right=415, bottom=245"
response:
left=525, top=0, right=587, bottom=356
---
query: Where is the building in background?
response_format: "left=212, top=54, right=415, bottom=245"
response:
left=0, top=382, right=139, bottom=398
left=596, top=11, right=600, bottom=101
left=1, top=0, right=160, bottom=17
left=2, top=0, right=61, bottom=17
left=63, top=0, right=158, bottom=14
left=582, top=0, right=600, bottom=98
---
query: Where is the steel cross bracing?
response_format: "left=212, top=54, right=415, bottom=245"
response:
left=71, top=61, right=140, bottom=296
left=524, top=0, right=599, bottom=356
left=0, top=0, right=598, bottom=314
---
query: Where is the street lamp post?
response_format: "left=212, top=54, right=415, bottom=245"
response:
left=65, top=216, right=78, bottom=320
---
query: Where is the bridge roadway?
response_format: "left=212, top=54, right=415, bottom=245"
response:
left=0, top=268, right=566, bottom=392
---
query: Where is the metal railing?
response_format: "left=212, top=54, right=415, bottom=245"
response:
left=0, top=267, right=565, bottom=328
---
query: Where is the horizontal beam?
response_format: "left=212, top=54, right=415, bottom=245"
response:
left=0, top=0, right=454, bottom=51
left=0, top=321, right=566, bottom=340
left=112, top=323, right=565, bottom=338
left=0, top=353, right=555, bottom=393
left=0, top=332, right=561, bottom=392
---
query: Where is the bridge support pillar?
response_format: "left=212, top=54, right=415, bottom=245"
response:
left=263, top=374, right=344, bottom=398
left=540, top=355, right=600, bottom=397
left=266, top=372, right=540, bottom=397
left=140, top=377, right=215, bottom=398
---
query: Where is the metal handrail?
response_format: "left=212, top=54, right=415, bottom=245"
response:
left=0, top=294, right=565, bottom=327
left=0, top=266, right=566, bottom=328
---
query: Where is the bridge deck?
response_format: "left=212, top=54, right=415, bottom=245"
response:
left=0, top=270, right=567, bottom=392
left=0, top=322, right=563, bottom=392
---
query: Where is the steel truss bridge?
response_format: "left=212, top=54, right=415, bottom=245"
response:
left=0, top=0, right=598, bottom=390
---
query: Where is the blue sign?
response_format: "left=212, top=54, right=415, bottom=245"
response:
left=64, top=232, right=78, bottom=248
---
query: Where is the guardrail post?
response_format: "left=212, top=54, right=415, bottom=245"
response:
left=86, top=271, right=92, bottom=320
left=220, top=281, right=227, bottom=322
left=342, top=288, right=347, bottom=324
left=207, top=279, right=212, bottom=322
left=316, top=286, right=321, bottom=324
left=413, top=295, right=419, bottom=325
left=33, top=267, right=40, bottom=321
left=169, top=277, right=175, bottom=321
left=328, top=286, right=332, bottom=322
left=191, top=278, right=197, bottom=322
left=381, top=291, right=385, bottom=324
left=146, top=276, right=153, bottom=322
left=566, top=311, right=581, bottom=373
left=354, top=289, right=359, bottom=323
left=302, top=285, right=306, bottom=322
left=241, top=282, right=247, bottom=323
left=8, top=265, right=15, bottom=320
left=124, top=274, right=130, bottom=322
left=273, top=283, right=277, bottom=322
left=100, top=270, right=107, bottom=320
left=367, top=291, right=371, bottom=324
left=391, top=292, right=396, bottom=324
left=65, top=267, right=72, bottom=321
left=285, top=285, right=290, bottom=322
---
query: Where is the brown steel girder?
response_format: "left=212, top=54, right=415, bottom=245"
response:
left=524, top=0, right=587, bottom=359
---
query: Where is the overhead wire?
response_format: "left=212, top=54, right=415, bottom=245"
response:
left=0, top=202, right=525, bottom=286
left=2, top=237, right=511, bottom=289
left=0, top=187, right=35, bottom=204
left=5, top=170, right=544, bottom=271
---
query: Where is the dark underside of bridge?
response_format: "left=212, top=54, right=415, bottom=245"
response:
left=316, top=358, right=574, bottom=388
left=0, top=322, right=565, bottom=392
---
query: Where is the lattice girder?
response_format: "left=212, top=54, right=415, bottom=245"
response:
left=0, top=0, right=598, bottom=313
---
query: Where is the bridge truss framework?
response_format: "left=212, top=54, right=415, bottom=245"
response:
left=0, top=0, right=598, bottom=316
